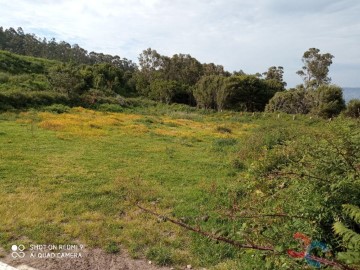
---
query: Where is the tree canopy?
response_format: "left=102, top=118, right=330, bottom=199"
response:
left=296, top=48, right=334, bottom=89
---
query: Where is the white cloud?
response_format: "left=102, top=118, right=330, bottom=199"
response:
left=0, top=0, right=359, bottom=87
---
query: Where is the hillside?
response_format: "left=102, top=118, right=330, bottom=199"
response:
left=0, top=107, right=359, bottom=269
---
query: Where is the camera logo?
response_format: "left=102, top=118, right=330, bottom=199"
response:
left=11, top=244, right=25, bottom=259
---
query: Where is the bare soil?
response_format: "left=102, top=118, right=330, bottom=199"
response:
left=0, top=247, right=173, bottom=270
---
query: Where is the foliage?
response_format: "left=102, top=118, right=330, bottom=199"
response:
left=296, top=48, right=334, bottom=89
left=0, top=49, right=50, bottom=74
left=262, top=66, right=287, bottom=87
left=105, top=241, right=121, bottom=254
left=136, top=48, right=230, bottom=105
left=344, top=99, right=360, bottom=118
left=48, top=64, right=85, bottom=97
left=149, top=79, right=183, bottom=104
left=193, top=75, right=227, bottom=110
left=97, top=103, right=124, bottom=112
left=265, top=88, right=311, bottom=114
left=0, top=90, right=69, bottom=110
left=266, top=85, right=345, bottom=118
left=0, top=27, right=137, bottom=70
left=193, top=74, right=282, bottom=112
left=333, top=204, right=360, bottom=265
left=0, top=108, right=359, bottom=269
left=308, top=84, right=346, bottom=118
left=42, top=104, right=71, bottom=114
left=226, top=75, right=281, bottom=111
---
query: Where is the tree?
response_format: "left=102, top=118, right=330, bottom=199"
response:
left=226, top=75, right=280, bottom=112
left=265, top=89, right=312, bottom=114
left=193, top=75, right=227, bottom=110
left=296, top=48, right=334, bottom=89
left=265, top=85, right=345, bottom=118
left=193, top=75, right=218, bottom=109
left=149, top=79, right=181, bottom=104
left=308, top=85, right=345, bottom=118
left=263, top=66, right=287, bottom=87
left=138, top=48, right=163, bottom=76
left=48, top=64, right=84, bottom=97
left=202, top=63, right=229, bottom=77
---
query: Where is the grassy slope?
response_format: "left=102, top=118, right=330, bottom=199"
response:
left=0, top=50, right=61, bottom=93
left=0, top=50, right=59, bottom=73
left=0, top=108, right=340, bottom=268
left=0, top=109, right=249, bottom=261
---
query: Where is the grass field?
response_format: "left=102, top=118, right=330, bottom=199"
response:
left=0, top=107, right=355, bottom=269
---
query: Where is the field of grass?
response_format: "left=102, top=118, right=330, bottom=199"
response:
left=0, top=107, right=358, bottom=269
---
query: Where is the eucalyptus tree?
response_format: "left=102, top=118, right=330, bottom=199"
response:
left=296, top=48, right=334, bottom=89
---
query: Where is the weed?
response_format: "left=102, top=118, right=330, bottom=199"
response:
left=146, top=245, right=173, bottom=266
left=105, top=241, right=120, bottom=254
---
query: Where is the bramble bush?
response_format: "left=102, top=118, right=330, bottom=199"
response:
left=237, top=119, right=360, bottom=268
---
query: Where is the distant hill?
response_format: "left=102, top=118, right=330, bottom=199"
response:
left=343, top=87, right=360, bottom=102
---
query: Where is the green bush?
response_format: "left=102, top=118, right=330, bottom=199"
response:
left=125, top=97, right=158, bottom=108
left=309, top=85, right=346, bottom=118
left=266, top=85, right=345, bottom=118
left=333, top=204, right=360, bottom=265
left=105, top=241, right=120, bottom=254
left=265, top=89, right=310, bottom=114
left=97, top=103, right=124, bottom=112
left=344, top=99, right=360, bottom=118
left=42, top=104, right=71, bottom=114
left=0, top=90, right=69, bottom=108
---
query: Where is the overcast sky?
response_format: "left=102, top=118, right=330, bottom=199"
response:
left=1, top=0, right=359, bottom=87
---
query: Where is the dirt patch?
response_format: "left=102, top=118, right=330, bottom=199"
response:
left=1, top=248, right=173, bottom=270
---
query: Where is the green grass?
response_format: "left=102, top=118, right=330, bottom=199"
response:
left=0, top=108, right=352, bottom=268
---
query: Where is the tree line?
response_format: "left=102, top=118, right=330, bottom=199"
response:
left=1, top=26, right=359, bottom=118
left=0, top=27, right=137, bottom=71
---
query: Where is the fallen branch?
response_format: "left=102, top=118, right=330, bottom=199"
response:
left=136, top=204, right=274, bottom=251
left=137, top=204, right=356, bottom=270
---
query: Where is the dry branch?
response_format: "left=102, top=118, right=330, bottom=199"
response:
left=136, top=204, right=356, bottom=270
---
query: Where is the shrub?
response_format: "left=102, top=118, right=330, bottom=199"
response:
left=42, top=104, right=71, bottom=114
left=105, top=241, right=120, bottom=254
left=125, top=97, right=158, bottom=108
left=309, top=85, right=346, bottom=118
left=266, top=85, right=346, bottom=118
left=265, top=89, right=311, bottom=114
left=97, top=103, right=124, bottom=112
left=333, top=204, right=360, bottom=265
left=0, top=90, right=69, bottom=109
left=344, top=99, right=360, bottom=118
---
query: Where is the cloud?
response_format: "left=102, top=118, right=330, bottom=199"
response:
left=0, top=0, right=359, bottom=87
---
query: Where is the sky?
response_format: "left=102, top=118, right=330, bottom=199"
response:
left=1, top=0, right=360, bottom=87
